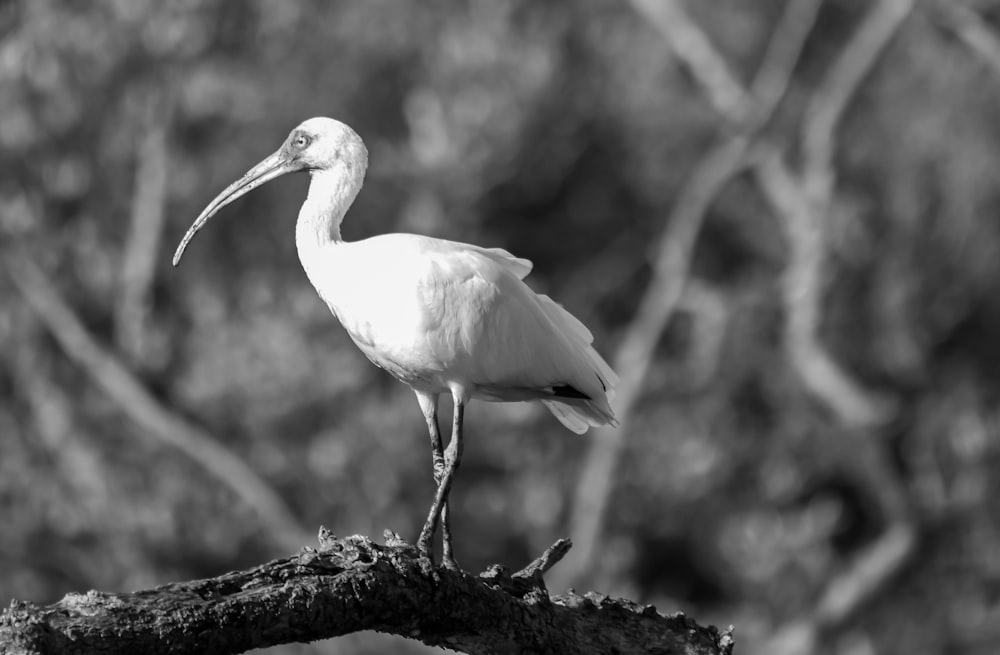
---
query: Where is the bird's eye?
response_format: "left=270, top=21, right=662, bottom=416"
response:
left=293, top=134, right=311, bottom=149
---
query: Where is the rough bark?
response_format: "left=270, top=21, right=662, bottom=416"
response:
left=0, top=531, right=734, bottom=655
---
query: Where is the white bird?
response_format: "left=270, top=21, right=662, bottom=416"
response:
left=173, top=117, right=618, bottom=568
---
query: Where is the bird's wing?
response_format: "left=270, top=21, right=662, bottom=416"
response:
left=414, top=242, right=617, bottom=430
left=535, top=294, right=618, bottom=396
left=380, top=234, right=532, bottom=279
left=477, top=246, right=533, bottom=280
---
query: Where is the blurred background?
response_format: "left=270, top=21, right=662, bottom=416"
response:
left=2, top=0, right=999, bottom=653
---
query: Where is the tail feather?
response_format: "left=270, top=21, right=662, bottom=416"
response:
left=534, top=294, right=618, bottom=432
left=542, top=400, right=591, bottom=434
left=536, top=294, right=618, bottom=391
left=542, top=397, right=618, bottom=434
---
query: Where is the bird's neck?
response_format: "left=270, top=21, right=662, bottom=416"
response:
left=296, top=168, right=359, bottom=245
left=295, top=166, right=362, bottom=280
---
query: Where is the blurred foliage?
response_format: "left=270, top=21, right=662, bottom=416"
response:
left=2, top=1, right=1000, bottom=654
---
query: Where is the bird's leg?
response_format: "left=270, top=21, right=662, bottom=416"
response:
left=415, top=391, right=451, bottom=563
left=439, top=398, right=465, bottom=570
left=418, top=393, right=465, bottom=570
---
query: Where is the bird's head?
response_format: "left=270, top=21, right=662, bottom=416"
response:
left=172, top=117, right=368, bottom=266
left=282, top=117, right=368, bottom=174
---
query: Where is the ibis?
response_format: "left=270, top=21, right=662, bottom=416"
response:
left=173, top=117, right=618, bottom=568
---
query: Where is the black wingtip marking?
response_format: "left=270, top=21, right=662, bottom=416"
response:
left=552, top=384, right=591, bottom=400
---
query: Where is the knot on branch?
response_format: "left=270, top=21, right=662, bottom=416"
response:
left=477, top=537, right=573, bottom=602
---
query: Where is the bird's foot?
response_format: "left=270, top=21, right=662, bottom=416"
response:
left=441, top=523, right=460, bottom=571
left=416, top=524, right=435, bottom=564
left=416, top=524, right=462, bottom=571
left=441, top=552, right=460, bottom=571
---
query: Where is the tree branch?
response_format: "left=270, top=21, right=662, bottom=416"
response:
left=628, top=0, right=750, bottom=124
left=116, top=83, right=174, bottom=366
left=560, top=135, right=751, bottom=589
left=935, top=1, right=1000, bottom=81
left=2, top=252, right=311, bottom=552
left=0, top=532, right=734, bottom=655
left=595, top=3, right=918, bottom=652
left=748, top=0, right=826, bottom=124
left=752, top=148, right=894, bottom=427
left=633, top=0, right=908, bottom=429
left=767, top=0, right=914, bottom=429
left=756, top=523, right=916, bottom=655
left=561, top=0, right=823, bottom=589
left=801, top=0, right=916, bottom=201
left=6, top=336, right=115, bottom=521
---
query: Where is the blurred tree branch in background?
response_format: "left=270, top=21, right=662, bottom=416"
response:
left=9, top=330, right=116, bottom=525
left=936, top=1, right=1000, bottom=78
left=116, top=82, right=175, bottom=368
left=3, top=252, right=310, bottom=552
left=561, top=0, right=824, bottom=589
left=584, top=2, right=920, bottom=654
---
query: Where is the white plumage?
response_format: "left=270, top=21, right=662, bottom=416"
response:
left=174, top=117, right=618, bottom=568
left=312, top=233, right=617, bottom=430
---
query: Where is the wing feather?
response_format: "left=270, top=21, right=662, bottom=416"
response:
left=478, top=246, right=532, bottom=280
left=372, top=234, right=617, bottom=433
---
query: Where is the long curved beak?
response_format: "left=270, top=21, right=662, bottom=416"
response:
left=172, top=149, right=299, bottom=266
